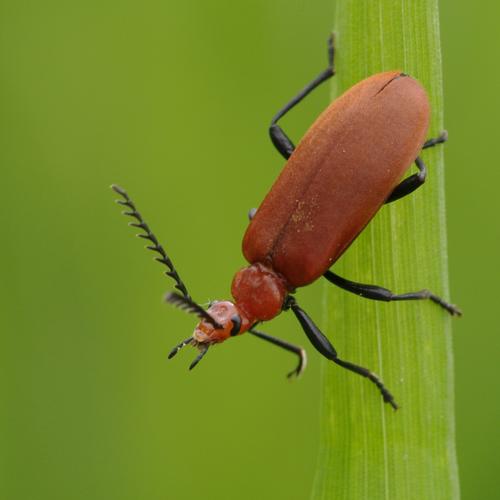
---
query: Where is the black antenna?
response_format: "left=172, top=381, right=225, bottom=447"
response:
left=111, top=184, right=190, bottom=299
left=165, top=292, right=223, bottom=329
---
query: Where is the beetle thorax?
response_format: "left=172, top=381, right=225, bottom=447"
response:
left=231, top=262, right=288, bottom=322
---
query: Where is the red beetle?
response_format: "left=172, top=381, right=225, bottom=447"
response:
left=112, top=36, right=460, bottom=409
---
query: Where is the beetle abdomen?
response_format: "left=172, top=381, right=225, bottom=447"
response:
left=243, top=71, right=430, bottom=287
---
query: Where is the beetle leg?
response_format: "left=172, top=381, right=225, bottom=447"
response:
left=285, top=296, right=398, bottom=409
left=422, top=130, right=448, bottom=149
left=384, top=156, right=427, bottom=203
left=269, top=34, right=336, bottom=160
left=248, top=327, right=307, bottom=378
left=385, top=131, right=447, bottom=204
left=324, top=270, right=462, bottom=316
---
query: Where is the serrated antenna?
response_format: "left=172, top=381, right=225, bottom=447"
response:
left=111, top=184, right=190, bottom=299
left=165, top=291, right=223, bottom=329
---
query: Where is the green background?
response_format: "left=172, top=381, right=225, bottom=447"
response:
left=1, top=1, right=497, bottom=499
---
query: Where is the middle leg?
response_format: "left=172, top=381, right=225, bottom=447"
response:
left=323, top=270, right=462, bottom=316
left=248, top=327, right=307, bottom=378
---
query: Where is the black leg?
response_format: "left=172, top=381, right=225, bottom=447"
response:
left=111, top=185, right=191, bottom=299
left=423, top=130, right=448, bottom=149
left=385, top=131, right=448, bottom=204
left=248, top=327, right=307, bottom=378
left=270, top=35, right=335, bottom=160
left=385, top=156, right=427, bottom=203
left=285, top=296, right=398, bottom=409
left=324, top=270, right=462, bottom=316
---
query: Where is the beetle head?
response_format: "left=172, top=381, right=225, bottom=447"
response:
left=192, top=300, right=252, bottom=344
left=165, top=292, right=254, bottom=369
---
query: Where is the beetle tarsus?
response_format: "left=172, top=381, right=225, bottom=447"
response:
left=248, top=327, right=307, bottom=379
left=333, top=357, right=398, bottom=410
left=327, top=33, right=335, bottom=70
left=286, top=350, right=307, bottom=379
left=424, top=291, right=462, bottom=316
left=423, top=130, right=448, bottom=149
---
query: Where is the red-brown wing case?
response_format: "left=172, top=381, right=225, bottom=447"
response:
left=242, top=71, right=430, bottom=288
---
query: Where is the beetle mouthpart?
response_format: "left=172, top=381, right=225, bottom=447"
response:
left=168, top=336, right=195, bottom=359
left=189, top=345, right=209, bottom=370
left=167, top=336, right=210, bottom=370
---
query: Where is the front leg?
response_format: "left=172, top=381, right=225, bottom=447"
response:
left=248, top=328, right=307, bottom=378
left=284, top=296, right=398, bottom=409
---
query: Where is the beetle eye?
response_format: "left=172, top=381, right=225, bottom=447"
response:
left=230, top=314, right=242, bottom=336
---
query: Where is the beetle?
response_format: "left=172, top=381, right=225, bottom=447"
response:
left=112, top=35, right=460, bottom=409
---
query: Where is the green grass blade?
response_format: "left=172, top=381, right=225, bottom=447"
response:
left=311, top=1, right=460, bottom=499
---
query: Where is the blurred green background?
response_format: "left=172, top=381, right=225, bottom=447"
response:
left=1, top=1, right=498, bottom=499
